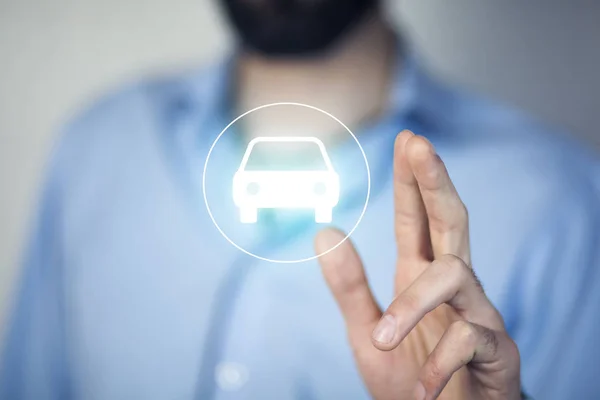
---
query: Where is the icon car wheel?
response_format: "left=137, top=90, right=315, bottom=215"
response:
left=315, top=207, right=332, bottom=223
left=240, top=207, right=258, bottom=224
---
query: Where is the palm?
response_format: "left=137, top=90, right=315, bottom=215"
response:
left=354, top=261, right=465, bottom=400
left=316, top=131, right=520, bottom=400
left=355, top=303, right=465, bottom=399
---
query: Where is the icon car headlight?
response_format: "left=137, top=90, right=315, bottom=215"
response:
left=313, top=182, right=327, bottom=195
left=246, top=182, right=260, bottom=195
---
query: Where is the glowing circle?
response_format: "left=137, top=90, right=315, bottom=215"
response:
left=202, top=102, right=371, bottom=263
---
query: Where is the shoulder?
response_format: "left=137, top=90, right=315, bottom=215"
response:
left=48, top=63, right=221, bottom=182
left=429, top=80, right=600, bottom=211
left=415, top=67, right=598, bottom=190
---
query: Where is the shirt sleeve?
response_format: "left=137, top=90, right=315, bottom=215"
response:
left=512, top=171, right=600, bottom=400
left=0, top=140, right=73, bottom=400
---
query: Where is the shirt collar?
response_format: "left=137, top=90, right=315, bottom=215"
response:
left=186, top=40, right=440, bottom=138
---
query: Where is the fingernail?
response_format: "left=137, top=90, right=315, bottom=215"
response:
left=413, top=381, right=426, bottom=400
left=372, top=314, right=397, bottom=344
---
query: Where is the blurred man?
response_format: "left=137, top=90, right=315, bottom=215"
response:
left=2, top=0, right=600, bottom=399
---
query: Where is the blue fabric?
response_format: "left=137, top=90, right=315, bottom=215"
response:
left=2, top=51, right=600, bottom=400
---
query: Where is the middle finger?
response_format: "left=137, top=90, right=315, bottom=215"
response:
left=394, top=130, right=432, bottom=264
left=405, top=136, right=471, bottom=264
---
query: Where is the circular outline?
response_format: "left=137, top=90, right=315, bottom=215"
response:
left=202, top=102, right=371, bottom=263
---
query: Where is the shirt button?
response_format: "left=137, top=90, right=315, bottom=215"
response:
left=215, top=362, right=249, bottom=391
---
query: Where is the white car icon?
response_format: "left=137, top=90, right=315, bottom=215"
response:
left=233, top=137, right=340, bottom=223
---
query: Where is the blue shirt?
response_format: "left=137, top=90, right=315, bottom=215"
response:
left=2, top=52, right=600, bottom=400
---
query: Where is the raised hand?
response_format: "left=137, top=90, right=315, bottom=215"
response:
left=315, top=131, right=521, bottom=400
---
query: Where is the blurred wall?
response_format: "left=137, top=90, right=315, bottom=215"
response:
left=1, top=0, right=599, bottom=329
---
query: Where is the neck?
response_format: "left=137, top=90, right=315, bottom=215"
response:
left=234, top=12, right=397, bottom=144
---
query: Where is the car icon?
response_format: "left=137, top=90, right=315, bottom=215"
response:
left=233, top=136, right=340, bottom=223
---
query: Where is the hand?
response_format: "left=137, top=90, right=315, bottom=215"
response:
left=315, top=131, right=521, bottom=400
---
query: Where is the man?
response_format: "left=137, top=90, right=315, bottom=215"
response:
left=2, top=0, right=599, bottom=399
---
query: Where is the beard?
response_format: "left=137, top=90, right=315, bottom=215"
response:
left=218, top=0, right=380, bottom=57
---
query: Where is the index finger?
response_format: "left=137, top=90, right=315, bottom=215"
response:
left=315, top=228, right=382, bottom=336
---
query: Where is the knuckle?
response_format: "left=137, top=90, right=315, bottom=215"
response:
left=487, top=334, right=521, bottom=384
left=449, top=320, right=478, bottom=348
left=435, top=255, right=469, bottom=287
left=482, top=327, right=500, bottom=358
left=432, top=201, right=469, bottom=232
left=423, top=356, right=446, bottom=386
left=438, top=253, right=466, bottom=269
left=327, top=266, right=365, bottom=296
left=507, top=337, right=521, bottom=370
left=499, top=331, right=520, bottom=368
left=423, top=161, right=443, bottom=185
left=450, top=202, right=470, bottom=231
left=394, top=207, right=421, bottom=227
left=343, top=274, right=366, bottom=296
left=399, top=291, right=422, bottom=314
left=459, top=202, right=469, bottom=222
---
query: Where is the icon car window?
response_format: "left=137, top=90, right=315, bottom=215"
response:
left=239, top=138, right=333, bottom=172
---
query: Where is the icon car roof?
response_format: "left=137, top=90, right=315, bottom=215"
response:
left=238, top=136, right=334, bottom=172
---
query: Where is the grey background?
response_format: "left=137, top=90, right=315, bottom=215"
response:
left=1, top=0, right=599, bottom=330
